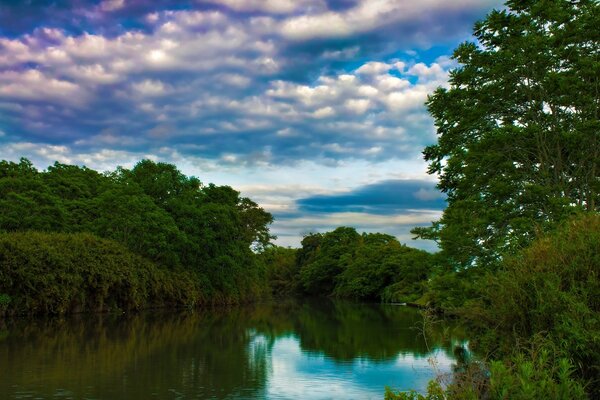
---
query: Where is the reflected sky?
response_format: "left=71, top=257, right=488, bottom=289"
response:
left=262, top=335, right=455, bottom=399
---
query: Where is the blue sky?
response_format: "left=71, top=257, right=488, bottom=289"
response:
left=0, top=0, right=504, bottom=249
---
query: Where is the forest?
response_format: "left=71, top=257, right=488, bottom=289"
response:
left=1, top=0, right=599, bottom=398
left=0, top=158, right=274, bottom=312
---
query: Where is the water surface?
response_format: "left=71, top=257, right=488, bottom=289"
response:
left=0, top=300, right=465, bottom=399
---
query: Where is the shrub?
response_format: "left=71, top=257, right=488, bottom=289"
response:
left=467, top=213, right=600, bottom=390
left=385, top=346, right=586, bottom=399
left=0, top=231, right=203, bottom=315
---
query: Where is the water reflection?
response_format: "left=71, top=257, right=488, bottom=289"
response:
left=0, top=300, right=465, bottom=399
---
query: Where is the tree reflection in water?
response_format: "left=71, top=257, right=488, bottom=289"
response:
left=0, top=300, right=466, bottom=399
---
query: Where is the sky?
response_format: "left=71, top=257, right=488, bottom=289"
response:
left=0, top=0, right=504, bottom=250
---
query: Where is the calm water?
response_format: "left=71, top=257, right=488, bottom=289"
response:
left=0, top=300, right=466, bottom=399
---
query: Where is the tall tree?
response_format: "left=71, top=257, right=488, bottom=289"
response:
left=414, top=0, right=600, bottom=267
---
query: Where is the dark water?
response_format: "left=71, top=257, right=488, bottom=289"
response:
left=0, top=300, right=466, bottom=399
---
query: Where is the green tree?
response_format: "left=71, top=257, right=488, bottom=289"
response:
left=414, top=0, right=600, bottom=267
left=0, top=157, right=274, bottom=304
left=335, top=233, right=432, bottom=301
left=123, top=159, right=200, bottom=208
left=0, top=159, right=66, bottom=232
left=89, top=185, right=185, bottom=268
left=260, top=246, right=298, bottom=295
left=299, top=227, right=361, bottom=295
left=42, top=162, right=112, bottom=231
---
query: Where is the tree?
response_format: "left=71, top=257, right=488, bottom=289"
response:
left=414, top=0, right=600, bottom=267
left=299, top=227, right=361, bottom=295
left=0, top=159, right=67, bottom=232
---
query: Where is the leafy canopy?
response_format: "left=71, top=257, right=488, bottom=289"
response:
left=413, top=0, right=600, bottom=267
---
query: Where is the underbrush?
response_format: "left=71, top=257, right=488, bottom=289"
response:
left=0, top=231, right=204, bottom=315
left=468, top=213, right=600, bottom=393
left=389, top=213, right=599, bottom=399
left=385, top=346, right=586, bottom=399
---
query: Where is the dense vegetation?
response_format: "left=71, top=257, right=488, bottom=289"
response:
left=385, top=0, right=600, bottom=398
left=0, top=232, right=202, bottom=315
left=470, top=214, right=600, bottom=392
left=0, top=158, right=273, bottom=313
left=387, top=214, right=598, bottom=399
left=261, top=227, right=432, bottom=303
left=413, top=0, right=600, bottom=268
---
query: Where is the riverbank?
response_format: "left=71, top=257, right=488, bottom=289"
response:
left=0, top=231, right=269, bottom=317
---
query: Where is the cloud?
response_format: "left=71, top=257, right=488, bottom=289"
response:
left=131, top=80, right=171, bottom=97
left=297, top=179, right=445, bottom=215
left=198, top=0, right=326, bottom=14
left=271, top=210, right=442, bottom=251
left=280, top=0, right=503, bottom=40
left=0, top=0, right=504, bottom=249
left=356, top=61, right=391, bottom=75
left=0, top=69, right=88, bottom=106
left=99, top=0, right=126, bottom=12
left=0, top=18, right=454, bottom=164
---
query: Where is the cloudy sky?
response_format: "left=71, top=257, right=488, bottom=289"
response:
left=0, top=0, right=503, bottom=249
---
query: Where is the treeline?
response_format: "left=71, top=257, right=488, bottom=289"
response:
left=0, top=158, right=273, bottom=314
left=261, top=227, right=433, bottom=303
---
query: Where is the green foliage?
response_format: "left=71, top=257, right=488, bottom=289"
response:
left=260, top=246, right=298, bottom=295
left=466, top=213, right=600, bottom=392
left=400, top=1, right=599, bottom=397
left=0, top=232, right=203, bottom=315
left=487, top=351, right=586, bottom=400
left=336, top=234, right=432, bottom=302
left=0, top=158, right=274, bottom=308
left=0, top=159, right=67, bottom=232
left=289, top=228, right=433, bottom=301
left=90, top=185, right=185, bottom=267
left=415, top=0, right=600, bottom=268
left=385, top=380, right=445, bottom=400
left=299, top=227, right=361, bottom=295
left=386, top=353, right=586, bottom=400
left=417, top=266, right=486, bottom=312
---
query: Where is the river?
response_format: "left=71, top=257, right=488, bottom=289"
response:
left=0, top=299, right=466, bottom=399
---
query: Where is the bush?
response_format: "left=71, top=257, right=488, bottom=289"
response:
left=467, top=213, right=600, bottom=390
left=0, top=231, right=204, bottom=315
left=385, top=346, right=586, bottom=399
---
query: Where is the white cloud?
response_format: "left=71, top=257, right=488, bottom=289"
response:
left=0, top=69, right=88, bottom=106
left=218, top=73, right=251, bottom=87
left=65, top=64, right=120, bottom=85
left=131, top=79, right=170, bottom=96
left=264, top=58, right=449, bottom=139
left=356, top=61, right=390, bottom=75
left=375, top=75, right=410, bottom=91
left=280, top=0, right=504, bottom=40
left=344, top=98, right=371, bottom=114
left=281, top=13, right=351, bottom=39
left=313, top=106, right=335, bottom=118
left=198, top=0, right=325, bottom=14
left=99, top=0, right=125, bottom=12
left=321, top=46, right=359, bottom=60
